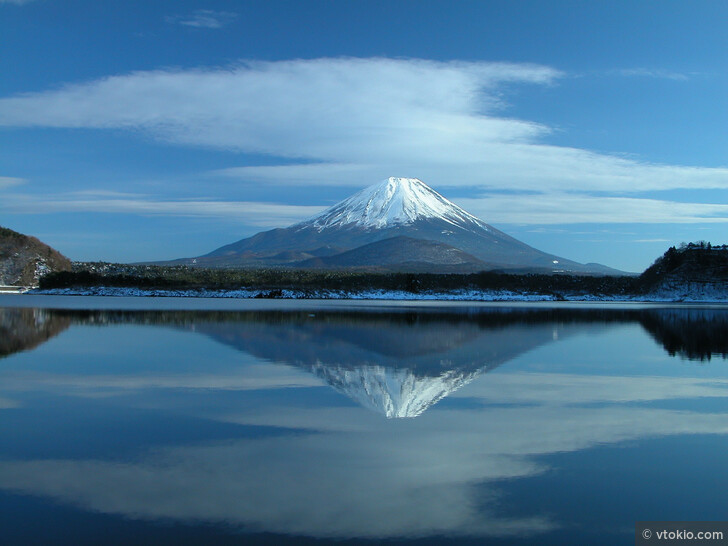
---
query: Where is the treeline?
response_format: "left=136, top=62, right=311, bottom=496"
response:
left=37, top=243, right=727, bottom=297
left=40, top=262, right=641, bottom=297
left=640, top=242, right=728, bottom=285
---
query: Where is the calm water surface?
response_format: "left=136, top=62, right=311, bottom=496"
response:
left=2, top=296, right=728, bottom=545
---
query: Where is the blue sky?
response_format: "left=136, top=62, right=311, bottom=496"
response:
left=1, top=0, right=727, bottom=272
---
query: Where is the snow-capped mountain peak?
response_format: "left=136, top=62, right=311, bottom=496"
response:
left=200, top=175, right=618, bottom=274
left=304, top=177, right=488, bottom=231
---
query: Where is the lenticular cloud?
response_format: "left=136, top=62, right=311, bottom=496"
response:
left=0, top=58, right=556, bottom=153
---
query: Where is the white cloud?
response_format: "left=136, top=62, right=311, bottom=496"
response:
left=0, top=176, right=25, bottom=189
left=0, top=59, right=557, bottom=174
left=217, top=153, right=728, bottom=193
left=0, top=57, right=726, bottom=225
left=616, top=68, right=690, bottom=81
left=0, top=59, right=557, bottom=149
left=166, top=9, right=237, bottom=29
left=3, top=186, right=727, bottom=227
left=459, top=193, right=728, bottom=225
left=215, top=163, right=376, bottom=187
left=1, top=192, right=322, bottom=227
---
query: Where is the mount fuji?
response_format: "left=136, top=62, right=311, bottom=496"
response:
left=186, top=177, right=619, bottom=274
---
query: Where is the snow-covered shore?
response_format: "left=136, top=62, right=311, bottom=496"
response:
left=28, top=285, right=728, bottom=303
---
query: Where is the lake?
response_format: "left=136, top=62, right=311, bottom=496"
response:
left=2, top=295, right=728, bottom=545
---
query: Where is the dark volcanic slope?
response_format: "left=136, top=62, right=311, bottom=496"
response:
left=205, top=217, right=588, bottom=270
left=294, top=236, right=488, bottom=272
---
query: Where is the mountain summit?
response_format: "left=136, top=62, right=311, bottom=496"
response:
left=187, top=177, right=620, bottom=274
left=306, top=177, right=488, bottom=231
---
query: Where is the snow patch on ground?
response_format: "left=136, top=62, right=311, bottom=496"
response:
left=29, top=286, right=728, bottom=302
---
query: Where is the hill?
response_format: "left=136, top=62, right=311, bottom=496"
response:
left=0, top=226, right=72, bottom=286
left=639, top=242, right=728, bottom=300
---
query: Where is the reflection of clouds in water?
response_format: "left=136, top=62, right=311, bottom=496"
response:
left=451, top=372, right=728, bottom=406
left=2, top=308, right=728, bottom=538
left=0, top=397, right=19, bottom=408
left=4, top=367, right=728, bottom=416
left=0, top=440, right=551, bottom=538
left=0, top=363, right=323, bottom=394
left=1, top=372, right=728, bottom=538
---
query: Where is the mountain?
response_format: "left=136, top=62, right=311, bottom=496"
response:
left=0, top=226, right=72, bottom=286
left=181, top=177, right=621, bottom=274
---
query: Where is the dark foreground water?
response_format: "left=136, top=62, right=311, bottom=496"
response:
left=1, top=296, right=728, bottom=545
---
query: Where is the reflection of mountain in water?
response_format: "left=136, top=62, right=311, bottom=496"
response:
left=183, top=308, right=728, bottom=414
left=311, top=364, right=482, bottom=418
left=6, top=306, right=728, bottom=415
left=0, top=308, right=70, bottom=358
left=190, top=313, right=570, bottom=417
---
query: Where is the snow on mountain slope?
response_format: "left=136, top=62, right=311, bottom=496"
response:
left=189, top=176, right=623, bottom=274
left=309, top=362, right=485, bottom=418
left=302, top=177, right=489, bottom=231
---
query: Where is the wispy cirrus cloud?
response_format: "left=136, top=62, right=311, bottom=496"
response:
left=0, top=57, right=726, bottom=226
left=615, top=68, right=691, bottom=81
left=166, top=9, right=238, bottom=29
left=0, top=59, right=558, bottom=177
left=3, top=187, right=727, bottom=227
left=459, top=193, right=728, bottom=225
left=1, top=191, right=321, bottom=227
left=0, top=176, right=25, bottom=188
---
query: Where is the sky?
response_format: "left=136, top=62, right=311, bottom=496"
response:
left=1, top=0, right=727, bottom=272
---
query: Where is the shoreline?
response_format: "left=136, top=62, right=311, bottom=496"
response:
left=22, top=285, right=728, bottom=304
